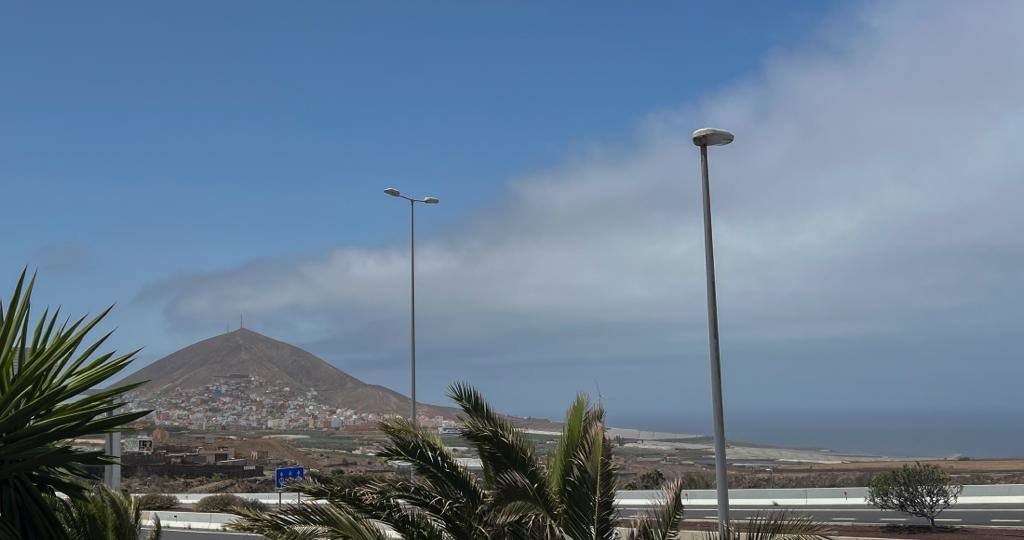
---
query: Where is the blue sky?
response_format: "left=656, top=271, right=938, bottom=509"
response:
left=3, top=1, right=828, bottom=315
left=4, top=2, right=1024, bottom=437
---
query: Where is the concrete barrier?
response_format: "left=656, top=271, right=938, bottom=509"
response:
left=614, top=484, right=1024, bottom=506
left=145, top=483, right=1024, bottom=522
left=144, top=510, right=238, bottom=530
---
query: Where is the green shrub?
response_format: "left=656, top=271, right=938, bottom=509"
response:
left=867, top=462, right=963, bottom=527
left=136, top=493, right=179, bottom=510
left=195, top=494, right=266, bottom=514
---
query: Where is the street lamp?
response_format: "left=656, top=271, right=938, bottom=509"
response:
left=692, top=127, right=734, bottom=538
left=384, top=188, right=439, bottom=436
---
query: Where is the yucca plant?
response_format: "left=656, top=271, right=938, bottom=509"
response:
left=0, top=271, right=150, bottom=539
left=702, top=511, right=831, bottom=540
left=232, top=382, right=686, bottom=539
left=53, top=484, right=161, bottom=540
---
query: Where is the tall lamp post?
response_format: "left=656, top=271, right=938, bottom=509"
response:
left=384, top=187, right=439, bottom=435
left=692, top=127, right=734, bottom=538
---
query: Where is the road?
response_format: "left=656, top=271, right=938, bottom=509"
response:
left=618, top=503, right=1024, bottom=527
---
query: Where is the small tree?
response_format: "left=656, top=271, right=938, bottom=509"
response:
left=867, top=463, right=963, bottom=527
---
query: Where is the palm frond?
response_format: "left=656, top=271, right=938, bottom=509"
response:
left=703, top=511, right=832, bottom=540
left=347, top=481, right=451, bottom=540
left=279, top=477, right=449, bottom=540
left=560, top=411, right=618, bottom=540
left=145, top=514, right=162, bottom=540
left=53, top=484, right=146, bottom=540
left=447, top=381, right=558, bottom=520
left=377, top=416, right=486, bottom=510
left=231, top=502, right=389, bottom=540
left=548, top=394, right=588, bottom=503
left=0, top=270, right=149, bottom=537
left=624, top=479, right=685, bottom=540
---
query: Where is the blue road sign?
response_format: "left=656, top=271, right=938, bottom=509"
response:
left=275, top=466, right=305, bottom=490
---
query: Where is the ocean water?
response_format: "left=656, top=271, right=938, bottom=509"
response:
left=608, top=411, right=1024, bottom=458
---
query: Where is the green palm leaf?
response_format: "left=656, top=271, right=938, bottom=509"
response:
left=0, top=270, right=150, bottom=538
left=231, top=501, right=389, bottom=540
left=704, top=511, right=831, bottom=540
left=624, top=479, right=685, bottom=540
left=448, top=382, right=559, bottom=521
left=53, top=484, right=157, bottom=540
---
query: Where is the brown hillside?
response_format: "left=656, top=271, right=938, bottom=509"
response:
left=120, top=328, right=457, bottom=418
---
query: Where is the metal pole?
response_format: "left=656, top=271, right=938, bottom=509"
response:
left=103, top=409, right=121, bottom=490
left=410, top=199, right=417, bottom=433
left=699, top=144, right=730, bottom=536
left=103, top=430, right=121, bottom=489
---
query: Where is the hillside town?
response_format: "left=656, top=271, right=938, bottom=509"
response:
left=128, top=373, right=460, bottom=433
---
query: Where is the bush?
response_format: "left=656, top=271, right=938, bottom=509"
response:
left=136, top=493, right=179, bottom=510
left=195, top=494, right=267, bottom=514
left=867, top=462, right=963, bottom=527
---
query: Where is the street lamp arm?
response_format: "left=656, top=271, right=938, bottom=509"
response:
left=384, top=187, right=440, bottom=204
left=396, top=195, right=440, bottom=204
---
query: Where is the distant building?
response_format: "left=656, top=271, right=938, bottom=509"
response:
left=123, top=436, right=154, bottom=454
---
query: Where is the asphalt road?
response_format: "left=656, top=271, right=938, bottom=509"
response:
left=618, top=503, right=1024, bottom=527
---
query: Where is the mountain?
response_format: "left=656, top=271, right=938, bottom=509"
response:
left=119, top=328, right=457, bottom=418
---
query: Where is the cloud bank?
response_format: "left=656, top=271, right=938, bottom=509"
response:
left=142, top=2, right=1024, bottom=417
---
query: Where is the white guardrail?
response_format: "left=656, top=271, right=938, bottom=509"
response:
left=143, top=485, right=1024, bottom=531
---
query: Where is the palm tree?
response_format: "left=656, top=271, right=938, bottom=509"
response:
left=702, top=511, right=831, bottom=540
left=232, top=382, right=686, bottom=539
left=0, top=271, right=150, bottom=539
left=53, top=484, right=162, bottom=540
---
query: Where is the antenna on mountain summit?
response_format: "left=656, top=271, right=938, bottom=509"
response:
left=240, top=313, right=244, bottom=330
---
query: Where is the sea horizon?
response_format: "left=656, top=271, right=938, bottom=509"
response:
left=607, top=410, right=1024, bottom=460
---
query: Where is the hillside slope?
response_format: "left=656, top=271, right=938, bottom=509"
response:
left=120, top=328, right=456, bottom=418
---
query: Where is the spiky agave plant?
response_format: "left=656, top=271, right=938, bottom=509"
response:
left=702, top=511, right=831, bottom=540
left=232, top=382, right=686, bottom=539
left=53, top=484, right=161, bottom=540
left=0, top=271, right=150, bottom=539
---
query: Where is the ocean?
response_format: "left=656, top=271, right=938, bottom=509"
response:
left=608, top=411, right=1024, bottom=459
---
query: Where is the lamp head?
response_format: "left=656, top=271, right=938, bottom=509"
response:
left=384, top=188, right=401, bottom=197
left=423, top=197, right=440, bottom=204
left=691, top=128, right=734, bottom=147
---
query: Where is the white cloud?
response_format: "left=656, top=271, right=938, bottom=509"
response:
left=142, top=1, right=1024, bottom=414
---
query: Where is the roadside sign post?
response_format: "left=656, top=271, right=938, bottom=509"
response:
left=275, top=466, right=305, bottom=507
